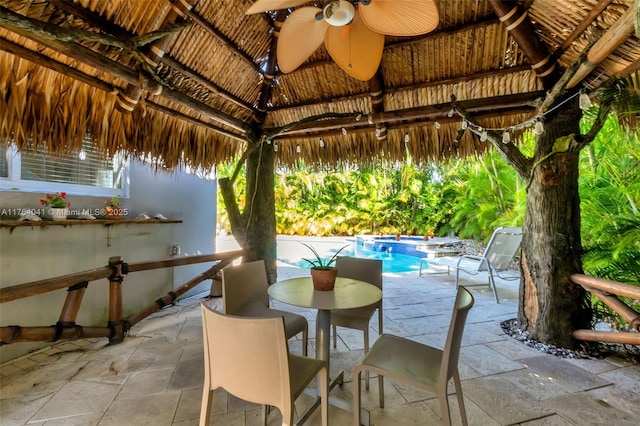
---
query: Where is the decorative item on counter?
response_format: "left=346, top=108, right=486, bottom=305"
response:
left=104, top=196, right=123, bottom=219
left=18, top=214, right=42, bottom=221
left=301, top=242, right=348, bottom=291
left=136, top=212, right=151, bottom=220
left=154, top=213, right=167, bottom=220
left=40, top=192, right=70, bottom=220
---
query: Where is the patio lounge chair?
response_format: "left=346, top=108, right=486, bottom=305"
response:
left=353, top=286, right=474, bottom=426
left=199, top=305, right=328, bottom=426
left=222, top=260, right=309, bottom=355
left=454, top=226, right=522, bottom=303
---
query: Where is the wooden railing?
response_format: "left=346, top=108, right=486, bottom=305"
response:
left=0, top=249, right=245, bottom=346
left=570, top=274, right=640, bottom=345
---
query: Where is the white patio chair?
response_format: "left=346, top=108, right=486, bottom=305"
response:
left=353, top=286, right=474, bottom=426
left=455, top=226, right=522, bottom=303
left=199, top=305, right=328, bottom=426
left=222, top=260, right=308, bottom=355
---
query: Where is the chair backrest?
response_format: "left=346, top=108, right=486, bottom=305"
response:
left=441, top=286, right=474, bottom=382
left=479, top=226, right=523, bottom=272
left=335, top=257, right=383, bottom=290
left=200, top=304, right=291, bottom=410
left=221, top=260, right=269, bottom=314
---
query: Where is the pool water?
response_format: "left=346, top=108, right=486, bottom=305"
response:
left=277, top=239, right=425, bottom=273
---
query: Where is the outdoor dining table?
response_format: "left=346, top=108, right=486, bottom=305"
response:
left=268, top=276, right=382, bottom=425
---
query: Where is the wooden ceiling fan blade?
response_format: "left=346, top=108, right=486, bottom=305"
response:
left=325, top=12, right=384, bottom=81
left=246, top=0, right=309, bottom=14
left=358, top=0, right=440, bottom=36
left=277, top=7, right=328, bottom=73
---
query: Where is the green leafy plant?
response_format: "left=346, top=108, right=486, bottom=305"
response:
left=301, top=243, right=348, bottom=270
left=40, top=192, right=70, bottom=208
left=106, top=196, right=120, bottom=207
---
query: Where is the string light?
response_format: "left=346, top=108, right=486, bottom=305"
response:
left=367, top=113, right=373, bottom=124
left=273, top=143, right=278, bottom=152
left=461, top=120, right=468, bottom=130
left=480, top=129, right=488, bottom=141
left=404, top=132, right=410, bottom=143
left=579, top=90, right=591, bottom=110
left=355, top=113, right=363, bottom=121
left=434, top=121, right=441, bottom=129
left=502, top=131, right=511, bottom=143
left=341, top=127, right=347, bottom=135
left=534, top=119, right=544, bottom=135
left=319, top=138, right=324, bottom=147
left=296, top=145, right=301, bottom=153
left=447, top=108, right=455, bottom=118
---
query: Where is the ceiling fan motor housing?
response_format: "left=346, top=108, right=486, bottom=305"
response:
left=324, top=0, right=355, bottom=26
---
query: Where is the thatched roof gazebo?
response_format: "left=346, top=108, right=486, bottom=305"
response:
left=1, top=0, right=639, bottom=349
left=1, top=0, right=636, bottom=169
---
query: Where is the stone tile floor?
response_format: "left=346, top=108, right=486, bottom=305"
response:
left=1, top=262, right=638, bottom=425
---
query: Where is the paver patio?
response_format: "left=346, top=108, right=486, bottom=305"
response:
left=1, top=258, right=638, bottom=425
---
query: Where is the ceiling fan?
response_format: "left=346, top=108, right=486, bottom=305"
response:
left=246, top=0, right=440, bottom=81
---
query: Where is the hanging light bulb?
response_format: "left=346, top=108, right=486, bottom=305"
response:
left=296, top=145, right=301, bottom=153
left=534, top=119, right=544, bottom=135
left=404, top=132, right=410, bottom=143
left=319, top=138, right=324, bottom=147
left=447, top=108, right=455, bottom=118
left=341, top=127, right=347, bottom=135
left=434, top=121, right=441, bottom=129
left=461, top=120, right=468, bottom=130
left=502, top=131, right=511, bottom=143
left=579, top=90, right=592, bottom=110
left=480, top=129, right=488, bottom=141
left=78, top=149, right=87, bottom=160
left=355, top=113, right=362, bottom=121
left=273, top=143, right=278, bottom=152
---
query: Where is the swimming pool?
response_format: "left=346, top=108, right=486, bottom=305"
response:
left=277, top=238, right=426, bottom=273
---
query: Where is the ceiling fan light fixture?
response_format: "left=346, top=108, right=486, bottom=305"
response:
left=324, top=0, right=355, bottom=27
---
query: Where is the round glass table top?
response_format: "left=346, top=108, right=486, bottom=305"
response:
left=268, top=276, right=382, bottom=310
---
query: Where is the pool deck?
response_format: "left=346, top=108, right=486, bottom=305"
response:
left=0, top=236, right=638, bottom=425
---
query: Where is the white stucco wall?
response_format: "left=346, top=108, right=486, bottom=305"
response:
left=0, top=162, right=216, bottom=362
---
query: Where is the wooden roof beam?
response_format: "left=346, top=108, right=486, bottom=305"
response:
left=256, top=11, right=287, bottom=119
left=272, top=65, right=533, bottom=111
left=488, top=0, right=560, bottom=89
left=271, top=91, right=544, bottom=139
left=566, top=4, right=637, bottom=89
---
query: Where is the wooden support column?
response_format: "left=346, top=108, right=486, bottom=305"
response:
left=107, top=256, right=126, bottom=344
left=115, top=0, right=193, bottom=113
left=369, top=69, right=387, bottom=141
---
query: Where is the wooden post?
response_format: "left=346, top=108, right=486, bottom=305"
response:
left=108, top=256, right=126, bottom=344
left=58, top=281, right=88, bottom=326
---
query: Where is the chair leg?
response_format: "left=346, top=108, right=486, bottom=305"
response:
left=302, top=328, right=308, bottom=356
left=261, top=405, right=268, bottom=426
left=488, top=272, right=500, bottom=304
left=199, top=389, right=213, bottom=426
left=379, top=373, right=385, bottom=408
left=353, top=369, right=362, bottom=426
left=333, top=324, right=338, bottom=349
left=438, top=382, right=452, bottom=426
left=363, top=330, right=370, bottom=391
left=453, top=370, right=468, bottom=426
left=319, top=367, right=329, bottom=426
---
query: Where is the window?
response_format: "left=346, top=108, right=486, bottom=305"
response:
left=0, top=135, right=128, bottom=198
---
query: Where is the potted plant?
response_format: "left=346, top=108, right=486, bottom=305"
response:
left=40, top=192, right=70, bottom=220
left=301, top=242, right=348, bottom=291
left=105, top=196, right=122, bottom=219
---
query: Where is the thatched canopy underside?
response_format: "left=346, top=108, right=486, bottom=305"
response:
left=0, top=0, right=638, bottom=169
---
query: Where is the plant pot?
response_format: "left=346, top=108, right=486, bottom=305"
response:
left=50, top=208, right=68, bottom=221
left=105, top=206, right=122, bottom=220
left=310, top=267, right=338, bottom=291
